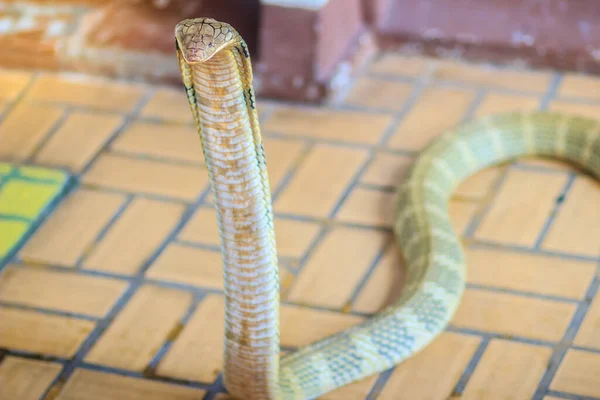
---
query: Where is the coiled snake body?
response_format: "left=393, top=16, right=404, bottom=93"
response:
left=174, top=18, right=600, bottom=400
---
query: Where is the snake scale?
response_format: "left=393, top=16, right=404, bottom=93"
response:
left=174, top=17, right=600, bottom=400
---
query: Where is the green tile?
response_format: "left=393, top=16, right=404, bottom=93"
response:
left=0, top=164, right=69, bottom=264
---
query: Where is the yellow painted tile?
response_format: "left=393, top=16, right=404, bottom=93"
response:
left=83, top=198, right=185, bottom=274
left=344, top=77, right=414, bottom=110
left=548, top=100, right=600, bottom=119
left=387, top=87, right=475, bottom=151
left=550, top=349, right=600, bottom=397
left=0, top=102, right=63, bottom=161
left=474, top=93, right=540, bottom=117
left=378, top=332, right=480, bottom=400
left=432, top=60, right=552, bottom=92
left=336, top=188, right=395, bottom=227
left=0, top=70, right=32, bottom=100
left=27, top=74, right=144, bottom=111
left=279, top=304, right=364, bottom=347
left=178, top=207, right=220, bottom=245
left=0, top=220, right=28, bottom=258
left=352, top=245, right=405, bottom=314
left=360, top=152, right=414, bottom=187
left=0, top=307, right=94, bottom=357
left=18, top=166, right=66, bottom=182
left=275, top=145, right=369, bottom=217
left=0, top=265, right=127, bottom=317
left=263, top=138, right=306, bottom=190
left=57, top=369, right=206, bottom=400
left=461, top=340, right=551, bottom=399
left=0, top=180, right=61, bottom=219
left=319, top=376, right=377, bottom=400
left=35, top=111, right=122, bottom=171
left=454, top=167, right=502, bottom=199
left=83, top=154, right=209, bottom=201
left=542, top=176, right=600, bottom=257
left=558, top=73, right=600, bottom=100
left=156, top=294, right=225, bottom=383
left=111, top=122, right=204, bottom=164
left=474, top=169, right=568, bottom=247
left=263, top=106, right=393, bottom=144
left=466, top=247, right=595, bottom=299
left=369, top=53, right=429, bottom=76
left=574, top=294, right=600, bottom=350
left=451, top=289, right=576, bottom=341
left=146, top=244, right=223, bottom=288
left=287, top=227, right=388, bottom=308
left=140, top=87, right=194, bottom=123
left=20, top=189, right=126, bottom=266
left=448, top=199, right=479, bottom=235
left=85, top=285, right=192, bottom=371
left=0, top=356, right=62, bottom=400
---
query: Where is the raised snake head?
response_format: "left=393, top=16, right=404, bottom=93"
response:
left=175, top=18, right=237, bottom=63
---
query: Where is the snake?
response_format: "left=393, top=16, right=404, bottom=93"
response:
left=174, top=17, right=600, bottom=400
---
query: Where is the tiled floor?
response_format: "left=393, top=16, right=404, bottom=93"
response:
left=0, top=53, right=599, bottom=400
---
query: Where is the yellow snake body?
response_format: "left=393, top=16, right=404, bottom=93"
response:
left=175, top=18, right=600, bottom=400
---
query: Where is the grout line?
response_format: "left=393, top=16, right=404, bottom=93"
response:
left=0, top=302, right=99, bottom=321
left=544, top=391, right=600, bottom=400
left=533, top=172, right=576, bottom=249
left=365, top=367, right=395, bottom=400
left=451, top=337, right=490, bottom=395
left=539, top=73, right=564, bottom=111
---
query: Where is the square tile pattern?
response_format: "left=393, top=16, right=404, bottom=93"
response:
left=0, top=54, right=599, bottom=400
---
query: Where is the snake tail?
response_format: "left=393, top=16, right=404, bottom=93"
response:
left=175, top=17, right=600, bottom=400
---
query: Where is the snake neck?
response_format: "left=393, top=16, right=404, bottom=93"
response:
left=191, top=50, right=280, bottom=399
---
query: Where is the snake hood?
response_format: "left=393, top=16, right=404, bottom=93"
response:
left=175, top=18, right=238, bottom=63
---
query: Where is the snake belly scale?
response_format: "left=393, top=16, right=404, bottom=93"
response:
left=174, top=18, right=600, bottom=400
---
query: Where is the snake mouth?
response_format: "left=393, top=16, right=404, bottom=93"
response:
left=175, top=17, right=236, bottom=64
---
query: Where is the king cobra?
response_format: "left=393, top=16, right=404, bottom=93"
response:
left=174, top=17, right=600, bottom=400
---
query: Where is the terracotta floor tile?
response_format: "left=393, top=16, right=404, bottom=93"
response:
left=146, top=244, right=223, bottom=289
left=319, top=376, right=377, bottom=400
left=352, top=245, right=405, bottom=314
left=542, top=176, right=600, bottom=257
left=474, top=168, right=569, bottom=247
left=156, top=294, right=225, bottom=383
left=263, top=106, right=393, bottom=144
left=0, top=102, right=63, bottom=161
left=83, top=198, right=185, bottom=274
left=286, top=227, right=388, bottom=308
left=178, top=207, right=320, bottom=260
left=26, top=74, right=144, bottom=112
left=387, top=87, right=475, bottom=151
left=336, top=188, right=395, bottom=227
left=465, top=247, right=595, bottom=299
left=453, top=167, right=502, bottom=200
left=461, top=340, right=551, bottom=399
left=110, top=122, right=205, bottom=164
left=474, top=93, right=541, bottom=117
left=369, top=53, right=429, bottom=76
left=451, top=289, right=576, bottom=341
left=279, top=303, right=364, bottom=347
left=360, top=152, right=414, bottom=187
left=448, top=199, right=480, bottom=235
left=20, top=189, right=127, bottom=266
left=85, top=285, right=192, bottom=371
left=432, top=60, right=552, bottom=92
left=558, top=73, right=600, bottom=100
left=34, top=111, right=123, bottom=171
left=378, top=332, right=480, bottom=400
left=548, top=100, right=600, bottom=119
left=0, top=307, right=94, bottom=357
left=0, top=265, right=127, bottom=317
left=343, top=77, right=414, bottom=110
left=263, top=137, right=306, bottom=190
left=140, top=87, right=193, bottom=123
left=57, top=369, right=205, bottom=400
left=0, top=70, right=32, bottom=100
left=83, top=153, right=208, bottom=201
left=550, top=349, right=600, bottom=397
left=574, top=293, right=600, bottom=350
left=275, top=145, right=368, bottom=217
left=0, top=356, right=62, bottom=400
